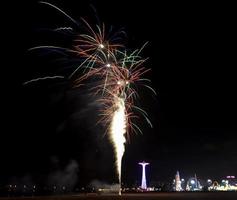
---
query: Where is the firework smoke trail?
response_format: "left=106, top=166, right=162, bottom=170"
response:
left=27, top=2, right=155, bottom=194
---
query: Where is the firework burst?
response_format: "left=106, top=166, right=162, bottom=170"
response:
left=26, top=2, right=155, bottom=194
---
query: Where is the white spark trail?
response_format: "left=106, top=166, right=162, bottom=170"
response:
left=110, top=96, right=126, bottom=195
left=23, top=76, right=64, bottom=85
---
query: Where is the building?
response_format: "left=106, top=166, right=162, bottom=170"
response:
left=138, top=161, right=149, bottom=190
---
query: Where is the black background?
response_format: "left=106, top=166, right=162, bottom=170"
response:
left=1, top=0, right=237, bottom=188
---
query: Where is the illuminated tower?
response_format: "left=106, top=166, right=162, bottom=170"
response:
left=175, top=171, right=182, bottom=191
left=138, top=161, right=149, bottom=190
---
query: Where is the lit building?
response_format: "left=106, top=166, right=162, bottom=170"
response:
left=175, top=171, right=182, bottom=191
left=186, top=174, right=202, bottom=191
left=138, top=161, right=149, bottom=190
left=208, top=176, right=237, bottom=191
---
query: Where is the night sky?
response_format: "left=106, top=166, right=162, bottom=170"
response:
left=1, top=0, right=237, bottom=188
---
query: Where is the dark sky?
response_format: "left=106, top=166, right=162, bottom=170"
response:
left=1, top=0, right=237, bottom=188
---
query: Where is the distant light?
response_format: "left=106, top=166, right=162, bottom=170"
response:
left=190, top=180, right=195, bottom=185
left=227, top=176, right=235, bottom=179
left=106, top=63, right=111, bottom=67
left=181, top=179, right=185, bottom=182
left=207, top=179, right=212, bottom=183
